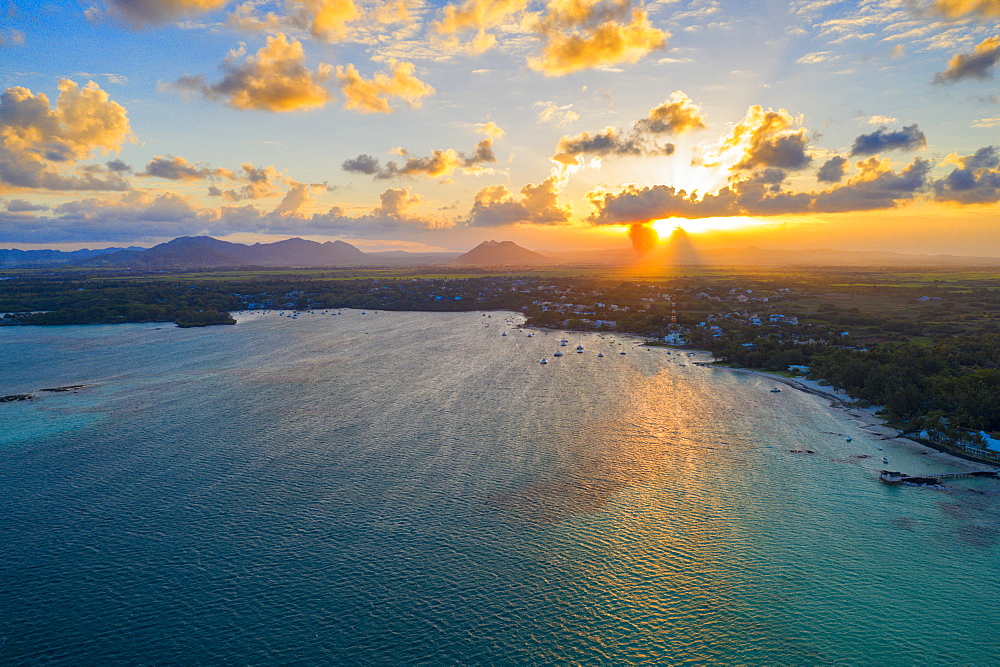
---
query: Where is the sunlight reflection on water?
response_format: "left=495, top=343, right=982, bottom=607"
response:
left=1, top=310, right=998, bottom=665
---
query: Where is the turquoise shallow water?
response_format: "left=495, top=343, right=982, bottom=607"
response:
left=1, top=310, right=998, bottom=665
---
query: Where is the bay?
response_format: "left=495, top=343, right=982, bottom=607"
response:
left=1, top=310, right=998, bottom=665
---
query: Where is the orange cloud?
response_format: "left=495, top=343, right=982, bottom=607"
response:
left=335, top=59, right=435, bottom=113
left=476, top=121, right=505, bottom=138
left=172, top=34, right=334, bottom=112
left=706, top=105, right=811, bottom=173
left=297, top=186, right=454, bottom=232
left=230, top=0, right=415, bottom=38
left=373, top=186, right=422, bottom=216
left=273, top=180, right=328, bottom=216
left=434, top=0, right=530, bottom=53
left=932, top=0, right=1000, bottom=18
left=208, top=163, right=283, bottom=200
left=434, top=0, right=666, bottom=73
left=529, top=8, right=667, bottom=76
left=468, top=175, right=571, bottom=226
left=0, top=79, right=132, bottom=191
left=636, top=91, right=707, bottom=135
left=293, top=0, right=360, bottom=40
left=374, top=0, right=413, bottom=24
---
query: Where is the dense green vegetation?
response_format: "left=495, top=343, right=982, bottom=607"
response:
left=0, top=278, right=242, bottom=327
left=3, top=265, right=1000, bottom=447
left=707, top=335, right=1000, bottom=434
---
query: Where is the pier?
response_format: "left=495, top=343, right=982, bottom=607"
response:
left=879, top=470, right=998, bottom=485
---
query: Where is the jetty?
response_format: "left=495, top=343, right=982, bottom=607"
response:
left=879, top=470, right=998, bottom=485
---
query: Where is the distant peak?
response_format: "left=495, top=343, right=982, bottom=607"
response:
left=455, top=239, right=552, bottom=265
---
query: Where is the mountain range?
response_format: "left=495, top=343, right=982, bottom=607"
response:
left=77, top=236, right=370, bottom=269
left=0, top=236, right=559, bottom=270
left=2, top=235, right=998, bottom=270
left=0, top=246, right=140, bottom=268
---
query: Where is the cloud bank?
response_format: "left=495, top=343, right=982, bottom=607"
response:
left=342, top=138, right=496, bottom=179
left=553, top=91, right=705, bottom=165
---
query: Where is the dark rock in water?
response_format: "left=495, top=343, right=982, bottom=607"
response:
left=0, top=394, right=34, bottom=403
left=39, top=385, right=88, bottom=392
left=954, top=524, right=1000, bottom=548
left=890, top=517, right=916, bottom=530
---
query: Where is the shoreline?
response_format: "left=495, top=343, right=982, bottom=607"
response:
left=698, top=361, right=1000, bottom=473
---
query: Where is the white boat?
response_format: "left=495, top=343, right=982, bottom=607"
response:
left=882, top=457, right=889, bottom=463
left=527, top=333, right=533, bottom=337
left=501, top=332, right=507, bottom=336
left=846, top=436, right=852, bottom=442
left=597, top=352, right=604, bottom=357
left=770, top=388, right=781, bottom=393
left=539, top=358, right=548, bottom=364
left=576, top=344, right=584, bottom=352
left=553, top=351, right=563, bottom=357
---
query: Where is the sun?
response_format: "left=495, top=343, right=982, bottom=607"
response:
left=651, top=216, right=760, bottom=235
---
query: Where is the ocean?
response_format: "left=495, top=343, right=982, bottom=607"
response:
left=2, top=310, right=998, bottom=665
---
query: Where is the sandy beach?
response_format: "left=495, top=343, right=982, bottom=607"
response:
left=695, top=361, right=999, bottom=475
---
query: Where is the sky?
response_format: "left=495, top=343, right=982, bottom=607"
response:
left=0, top=0, right=998, bottom=255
